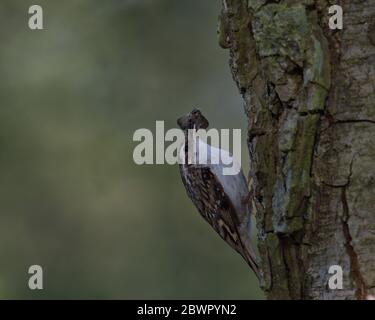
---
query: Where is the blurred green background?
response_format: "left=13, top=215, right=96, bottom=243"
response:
left=0, top=0, right=263, bottom=299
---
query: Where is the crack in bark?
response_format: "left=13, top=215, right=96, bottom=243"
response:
left=278, top=237, right=293, bottom=299
left=322, top=115, right=375, bottom=130
left=248, top=128, right=267, bottom=141
left=310, top=151, right=368, bottom=299
left=298, top=110, right=324, bottom=116
left=340, top=186, right=367, bottom=300
left=332, top=155, right=367, bottom=299
left=334, top=119, right=375, bottom=125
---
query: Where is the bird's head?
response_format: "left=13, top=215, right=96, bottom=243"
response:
left=177, top=108, right=209, bottom=131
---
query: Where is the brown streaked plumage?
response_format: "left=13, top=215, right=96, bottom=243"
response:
left=177, top=108, right=260, bottom=279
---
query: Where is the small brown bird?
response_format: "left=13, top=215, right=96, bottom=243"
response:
left=177, top=108, right=260, bottom=280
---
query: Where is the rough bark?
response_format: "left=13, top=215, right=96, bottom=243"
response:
left=218, top=0, right=375, bottom=299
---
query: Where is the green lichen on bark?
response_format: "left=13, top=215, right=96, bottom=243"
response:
left=219, top=0, right=259, bottom=91
left=251, top=2, right=330, bottom=236
left=220, top=0, right=331, bottom=299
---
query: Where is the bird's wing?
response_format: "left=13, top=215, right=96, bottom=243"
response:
left=179, top=163, right=260, bottom=279
left=180, top=165, right=243, bottom=254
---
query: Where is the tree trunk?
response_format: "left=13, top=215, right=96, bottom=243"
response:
left=219, top=0, right=375, bottom=299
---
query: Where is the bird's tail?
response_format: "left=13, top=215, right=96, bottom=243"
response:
left=244, top=247, right=261, bottom=281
